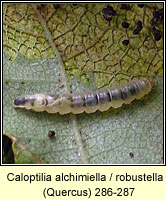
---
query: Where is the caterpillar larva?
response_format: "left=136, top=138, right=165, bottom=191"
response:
left=14, top=78, right=152, bottom=115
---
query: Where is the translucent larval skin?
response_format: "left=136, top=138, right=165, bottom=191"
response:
left=14, top=78, right=152, bottom=115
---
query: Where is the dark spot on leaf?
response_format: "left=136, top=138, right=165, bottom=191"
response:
left=129, top=152, right=134, bottom=158
left=137, top=4, right=144, bottom=8
left=48, top=130, right=56, bottom=137
left=102, top=6, right=116, bottom=21
left=53, top=4, right=60, bottom=9
left=153, top=10, right=160, bottom=18
left=152, top=27, right=162, bottom=41
left=158, top=8, right=163, bottom=18
left=133, top=29, right=139, bottom=35
left=136, top=20, right=143, bottom=31
left=150, top=17, right=158, bottom=26
left=122, top=40, right=129, bottom=46
left=122, top=21, right=129, bottom=28
left=36, top=4, right=46, bottom=11
left=120, top=4, right=131, bottom=10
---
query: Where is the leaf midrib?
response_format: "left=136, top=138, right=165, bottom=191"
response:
left=32, top=4, right=89, bottom=164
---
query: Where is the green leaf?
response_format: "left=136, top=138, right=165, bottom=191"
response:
left=3, top=3, right=163, bottom=164
left=3, top=134, right=42, bottom=164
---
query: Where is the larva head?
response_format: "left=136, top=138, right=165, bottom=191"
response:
left=14, top=93, right=58, bottom=112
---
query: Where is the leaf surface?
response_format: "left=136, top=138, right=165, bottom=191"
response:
left=3, top=3, right=163, bottom=164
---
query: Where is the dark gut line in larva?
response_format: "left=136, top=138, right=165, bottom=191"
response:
left=14, top=78, right=152, bottom=115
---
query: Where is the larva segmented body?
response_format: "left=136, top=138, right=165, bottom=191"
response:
left=14, top=78, right=152, bottom=115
